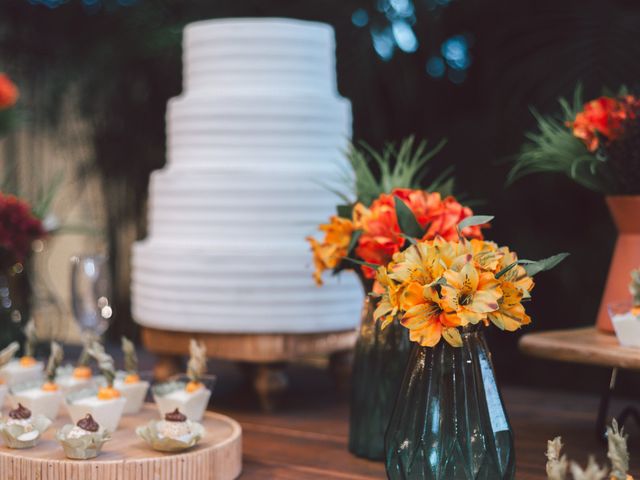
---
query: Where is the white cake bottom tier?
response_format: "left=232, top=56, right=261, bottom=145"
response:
left=166, top=94, right=351, bottom=150
left=184, top=18, right=336, bottom=95
left=131, top=242, right=363, bottom=333
left=146, top=168, right=347, bottom=241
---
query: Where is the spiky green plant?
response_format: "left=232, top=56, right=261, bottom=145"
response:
left=337, top=136, right=453, bottom=208
left=508, top=85, right=616, bottom=193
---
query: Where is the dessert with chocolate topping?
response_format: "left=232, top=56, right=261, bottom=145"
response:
left=165, top=408, right=187, bottom=422
left=56, top=413, right=111, bottom=459
left=157, top=408, right=194, bottom=439
left=0, top=401, right=51, bottom=449
left=66, top=414, right=101, bottom=439
left=9, top=403, right=31, bottom=420
left=136, top=406, right=205, bottom=452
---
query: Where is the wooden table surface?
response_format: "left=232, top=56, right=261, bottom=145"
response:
left=211, top=366, right=640, bottom=480
left=519, top=327, right=640, bottom=370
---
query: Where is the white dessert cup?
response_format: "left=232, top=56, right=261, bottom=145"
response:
left=66, top=389, right=127, bottom=432
left=114, top=378, right=150, bottom=414
left=0, top=383, right=7, bottom=408
left=10, top=381, right=64, bottom=420
left=0, top=360, right=44, bottom=387
left=152, top=375, right=215, bottom=422
left=56, top=365, right=95, bottom=395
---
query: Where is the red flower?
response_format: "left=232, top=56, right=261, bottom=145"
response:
left=570, top=96, right=640, bottom=152
left=354, top=189, right=483, bottom=278
left=0, top=193, right=46, bottom=261
left=0, top=74, right=19, bottom=110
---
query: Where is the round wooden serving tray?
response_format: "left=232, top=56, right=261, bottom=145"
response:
left=0, top=403, right=242, bottom=480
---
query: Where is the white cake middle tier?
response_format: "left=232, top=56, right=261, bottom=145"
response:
left=166, top=93, right=351, bottom=159
left=147, top=163, right=349, bottom=245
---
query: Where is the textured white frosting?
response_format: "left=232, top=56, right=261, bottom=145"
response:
left=131, top=18, right=363, bottom=334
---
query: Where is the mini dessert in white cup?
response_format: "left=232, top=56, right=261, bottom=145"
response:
left=0, top=342, right=20, bottom=407
left=66, top=342, right=126, bottom=432
left=66, top=389, right=127, bottom=432
left=57, top=341, right=96, bottom=394
left=10, top=341, right=65, bottom=420
left=0, top=321, right=44, bottom=387
left=113, top=337, right=149, bottom=414
left=153, top=339, right=212, bottom=422
left=137, top=408, right=204, bottom=452
left=57, top=413, right=111, bottom=459
left=0, top=402, right=51, bottom=449
left=57, top=364, right=95, bottom=394
left=0, top=358, right=44, bottom=387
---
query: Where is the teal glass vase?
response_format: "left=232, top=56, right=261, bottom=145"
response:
left=348, top=295, right=411, bottom=460
left=385, top=326, right=515, bottom=479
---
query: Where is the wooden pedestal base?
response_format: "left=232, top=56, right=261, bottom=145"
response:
left=141, top=327, right=357, bottom=411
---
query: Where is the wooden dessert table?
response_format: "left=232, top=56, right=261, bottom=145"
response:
left=519, top=326, right=640, bottom=436
left=141, top=326, right=356, bottom=411
left=0, top=404, right=242, bottom=480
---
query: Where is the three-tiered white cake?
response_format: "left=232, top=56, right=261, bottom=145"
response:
left=131, top=18, right=363, bottom=333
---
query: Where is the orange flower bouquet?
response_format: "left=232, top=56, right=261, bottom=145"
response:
left=381, top=215, right=567, bottom=479
left=306, top=137, right=484, bottom=460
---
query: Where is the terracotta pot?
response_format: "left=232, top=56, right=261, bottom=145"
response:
left=596, top=196, right=640, bottom=332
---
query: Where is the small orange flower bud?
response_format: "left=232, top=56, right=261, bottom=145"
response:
left=97, top=386, right=121, bottom=400
left=124, top=373, right=140, bottom=384
left=73, top=366, right=93, bottom=380
left=41, top=381, right=58, bottom=392
left=185, top=381, right=203, bottom=393
left=19, top=356, right=37, bottom=367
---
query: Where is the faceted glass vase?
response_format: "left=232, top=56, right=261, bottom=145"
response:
left=349, top=295, right=411, bottom=460
left=385, top=327, right=515, bottom=480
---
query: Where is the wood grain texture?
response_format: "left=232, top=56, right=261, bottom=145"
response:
left=519, top=327, right=640, bottom=370
left=0, top=404, right=242, bottom=480
left=141, top=327, right=357, bottom=363
left=217, top=386, right=640, bottom=480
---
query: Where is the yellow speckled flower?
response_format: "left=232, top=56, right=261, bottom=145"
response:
left=306, top=216, right=355, bottom=285
left=439, top=262, right=502, bottom=326
left=371, top=234, right=544, bottom=348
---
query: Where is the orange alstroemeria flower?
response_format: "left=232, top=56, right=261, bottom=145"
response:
left=306, top=215, right=355, bottom=285
left=570, top=96, right=640, bottom=152
left=0, top=74, right=18, bottom=110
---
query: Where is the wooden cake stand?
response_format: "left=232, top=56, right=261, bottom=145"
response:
left=142, top=326, right=357, bottom=411
left=0, top=404, right=242, bottom=480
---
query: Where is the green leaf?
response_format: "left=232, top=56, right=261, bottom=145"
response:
left=457, top=215, right=494, bottom=233
left=394, top=196, right=424, bottom=239
left=346, top=230, right=362, bottom=256
left=495, top=261, right=518, bottom=279
left=521, top=253, right=570, bottom=276
left=399, top=233, right=418, bottom=245
left=336, top=204, right=352, bottom=219
left=344, top=257, right=381, bottom=270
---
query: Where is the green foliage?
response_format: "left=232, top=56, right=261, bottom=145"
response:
left=457, top=215, right=494, bottom=234
left=520, top=253, right=570, bottom=277
left=394, top=196, right=425, bottom=239
left=508, top=85, right=616, bottom=193
left=346, top=136, right=453, bottom=206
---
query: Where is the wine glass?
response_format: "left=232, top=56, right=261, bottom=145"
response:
left=70, top=254, right=112, bottom=339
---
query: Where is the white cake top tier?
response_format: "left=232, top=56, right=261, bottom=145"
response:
left=184, top=17, right=337, bottom=95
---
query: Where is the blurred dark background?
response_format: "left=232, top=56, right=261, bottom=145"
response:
left=1, top=0, right=639, bottom=395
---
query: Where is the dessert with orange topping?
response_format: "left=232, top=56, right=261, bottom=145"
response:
left=113, top=336, right=150, bottom=414
left=11, top=342, right=64, bottom=420
left=152, top=339, right=212, bottom=422
left=65, top=342, right=126, bottom=432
